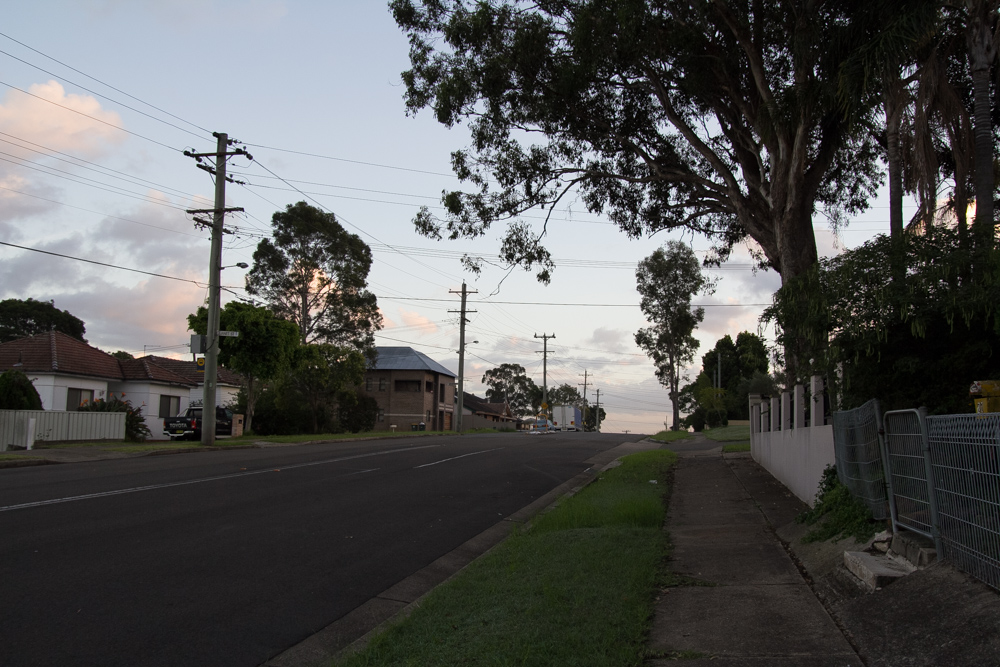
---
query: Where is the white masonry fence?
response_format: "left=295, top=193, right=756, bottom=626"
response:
left=749, top=375, right=835, bottom=507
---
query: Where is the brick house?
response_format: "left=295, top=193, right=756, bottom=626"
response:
left=359, top=347, right=457, bottom=431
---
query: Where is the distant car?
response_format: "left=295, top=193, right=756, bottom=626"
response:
left=163, top=406, right=234, bottom=441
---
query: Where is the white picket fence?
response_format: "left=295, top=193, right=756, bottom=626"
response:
left=0, top=410, right=126, bottom=451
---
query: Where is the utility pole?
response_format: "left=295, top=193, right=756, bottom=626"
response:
left=449, top=282, right=477, bottom=432
left=534, top=333, right=555, bottom=426
left=579, top=369, right=589, bottom=431
left=185, top=132, right=248, bottom=446
left=594, top=388, right=602, bottom=433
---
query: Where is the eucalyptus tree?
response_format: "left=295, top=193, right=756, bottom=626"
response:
left=246, top=202, right=381, bottom=353
left=482, top=363, right=538, bottom=417
left=392, top=1, right=881, bottom=287
left=634, top=241, right=711, bottom=431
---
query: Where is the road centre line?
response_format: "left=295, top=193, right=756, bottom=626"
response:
left=413, top=448, right=504, bottom=469
left=0, top=444, right=441, bottom=513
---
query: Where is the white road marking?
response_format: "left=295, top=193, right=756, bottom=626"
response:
left=413, top=448, right=504, bottom=469
left=0, top=444, right=440, bottom=512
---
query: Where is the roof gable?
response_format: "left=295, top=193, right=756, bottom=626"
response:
left=119, top=358, right=196, bottom=386
left=0, top=331, right=122, bottom=380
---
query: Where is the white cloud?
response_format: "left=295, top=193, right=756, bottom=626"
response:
left=0, top=81, right=124, bottom=158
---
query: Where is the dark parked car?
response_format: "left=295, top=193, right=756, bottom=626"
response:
left=163, top=405, right=234, bottom=441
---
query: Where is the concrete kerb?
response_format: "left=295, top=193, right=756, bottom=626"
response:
left=263, top=438, right=666, bottom=667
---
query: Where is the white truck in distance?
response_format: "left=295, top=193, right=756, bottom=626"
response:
left=552, top=405, right=582, bottom=431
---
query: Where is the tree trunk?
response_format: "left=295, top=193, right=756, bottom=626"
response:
left=968, top=0, right=997, bottom=252
left=299, top=284, right=311, bottom=345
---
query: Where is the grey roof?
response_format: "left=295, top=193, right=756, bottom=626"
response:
left=373, top=347, right=456, bottom=378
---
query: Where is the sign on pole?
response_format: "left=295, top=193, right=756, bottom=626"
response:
left=219, top=331, right=240, bottom=337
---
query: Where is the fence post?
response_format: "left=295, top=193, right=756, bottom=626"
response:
left=770, top=396, right=780, bottom=431
left=916, top=407, right=943, bottom=556
left=794, top=384, right=806, bottom=428
left=781, top=391, right=792, bottom=430
left=810, top=376, right=825, bottom=426
left=874, top=401, right=898, bottom=530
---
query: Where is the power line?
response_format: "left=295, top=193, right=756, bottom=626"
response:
left=242, top=143, right=457, bottom=178
left=0, top=79, right=181, bottom=152
left=0, top=46, right=207, bottom=141
left=0, top=240, right=208, bottom=286
left=0, top=30, right=212, bottom=135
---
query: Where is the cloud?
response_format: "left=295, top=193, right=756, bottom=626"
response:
left=0, top=81, right=124, bottom=158
left=587, top=326, right=628, bottom=351
left=399, top=309, right=439, bottom=335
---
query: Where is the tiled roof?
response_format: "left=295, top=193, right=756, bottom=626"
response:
left=0, top=331, right=122, bottom=379
left=0, top=333, right=237, bottom=387
left=119, top=358, right=196, bottom=387
left=372, top=347, right=457, bottom=378
left=142, top=356, right=243, bottom=386
left=462, top=392, right=513, bottom=419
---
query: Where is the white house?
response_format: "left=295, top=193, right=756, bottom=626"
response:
left=0, top=331, right=241, bottom=440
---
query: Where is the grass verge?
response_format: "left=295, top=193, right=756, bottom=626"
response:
left=702, top=425, right=751, bottom=442
left=334, top=449, right=679, bottom=667
left=650, top=430, right=690, bottom=443
left=722, top=442, right=751, bottom=453
left=797, top=465, right=880, bottom=543
left=0, top=454, right=43, bottom=461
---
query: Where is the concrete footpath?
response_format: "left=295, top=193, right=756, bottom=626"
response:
left=648, top=447, right=862, bottom=666
left=649, top=443, right=1000, bottom=667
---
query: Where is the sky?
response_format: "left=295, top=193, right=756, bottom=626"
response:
left=0, top=2, right=914, bottom=434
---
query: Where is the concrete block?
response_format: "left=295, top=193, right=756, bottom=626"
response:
left=891, top=530, right=938, bottom=567
left=844, top=551, right=913, bottom=590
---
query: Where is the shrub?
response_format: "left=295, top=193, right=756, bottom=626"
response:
left=797, top=465, right=880, bottom=543
left=0, top=370, right=43, bottom=410
left=77, top=395, right=152, bottom=442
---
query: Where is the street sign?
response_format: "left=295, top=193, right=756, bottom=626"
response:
left=196, top=357, right=206, bottom=373
left=541, top=402, right=548, bottom=409
left=219, top=331, right=240, bottom=337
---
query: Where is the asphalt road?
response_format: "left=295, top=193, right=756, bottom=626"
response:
left=0, top=432, right=640, bottom=667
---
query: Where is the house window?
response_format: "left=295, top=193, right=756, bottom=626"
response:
left=439, top=384, right=445, bottom=402
left=66, top=388, right=94, bottom=411
left=395, top=380, right=421, bottom=392
left=426, top=410, right=432, bottom=423
left=378, top=409, right=385, bottom=422
left=425, top=381, right=433, bottom=393
left=159, top=395, right=181, bottom=419
left=365, top=377, right=374, bottom=391
left=379, top=377, right=387, bottom=391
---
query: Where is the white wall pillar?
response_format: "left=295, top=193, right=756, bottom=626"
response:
left=770, top=396, right=780, bottom=432
left=811, top=375, right=825, bottom=427
left=760, top=401, right=770, bottom=432
left=781, top=391, right=792, bottom=430
left=794, top=384, right=806, bottom=429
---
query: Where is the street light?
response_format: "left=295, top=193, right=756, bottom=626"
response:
left=222, top=262, right=249, bottom=269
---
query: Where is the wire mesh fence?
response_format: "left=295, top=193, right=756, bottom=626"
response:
left=832, top=399, right=888, bottom=520
left=883, top=409, right=938, bottom=541
left=926, top=414, right=1000, bottom=591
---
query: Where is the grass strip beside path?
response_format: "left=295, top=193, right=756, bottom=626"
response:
left=650, top=430, right=690, bottom=443
left=722, top=442, right=751, bottom=453
left=702, top=425, right=751, bottom=442
left=335, top=449, right=678, bottom=667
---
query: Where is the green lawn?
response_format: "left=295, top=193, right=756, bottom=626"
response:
left=0, top=454, right=43, bottom=462
left=650, top=430, right=691, bottom=443
left=334, top=449, right=679, bottom=667
left=702, top=425, right=751, bottom=442
left=722, top=442, right=751, bottom=453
